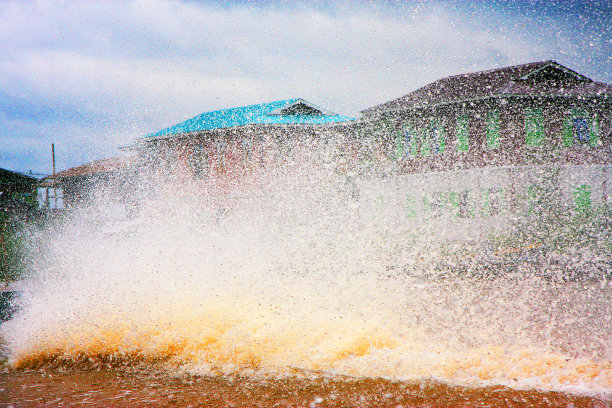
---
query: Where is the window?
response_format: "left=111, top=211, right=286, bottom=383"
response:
left=419, top=127, right=430, bottom=156
left=458, top=190, right=474, bottom=218
left=525, top=108, right=544, bottom=146
left=37, top=187, right=64, bottom=210
left=405, top=193, right=416, bottom=218
left=189, top=145, right=209, bottom=179
left=457, top=114, right=469, bottom=152
left=486, top=110, right=500, bottom=149
left=395, top=127, right=417, bottom=159
left=406, top=126, right=418, bottom=156
left=563, top=109, right=600, bottom=147
left=573, top=117, right=589, bottom=142
left=428, top=192, right=447, bottom=218
left=430, top=119, right=445, bottom=154
left=241, top=138, right=253, bottom=163
left=481, top=187, right=503, bottom=216
left=574, top=184, right=591, bottom=215
left=216, top=141, right=227, bottom=174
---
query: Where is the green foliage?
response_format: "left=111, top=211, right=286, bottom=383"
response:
left=0, top=212, right=27, bottom=283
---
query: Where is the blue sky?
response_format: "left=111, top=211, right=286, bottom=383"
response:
left=0, top=0, right=610, bottom=174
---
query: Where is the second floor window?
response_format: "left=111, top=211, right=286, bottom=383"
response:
left=189, top=145, right=209, bottom=179
left=563, top=109, right=600, bottom=147
left=486, top=110, right=500, bottom=149
left=430, top=119, right=445, bottom=154
left=456, top=114, right=469, bottom=152
left=525, top=108, right=544, bottom=147
left=573, top=117, right=589, bottom=142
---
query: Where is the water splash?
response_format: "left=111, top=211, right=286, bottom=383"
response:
left=2, top=156, right=611, bottom=398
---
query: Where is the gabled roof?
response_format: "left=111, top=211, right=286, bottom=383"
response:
left=363, top=60, right=612, bottom=115
left=42, top=156, right=136, bottom=183
left=146, top=98, right=354, bottom=139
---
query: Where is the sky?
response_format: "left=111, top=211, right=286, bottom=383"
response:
left=0, top=0, right=610, bottom=175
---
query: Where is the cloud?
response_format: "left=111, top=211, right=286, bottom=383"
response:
left=0, top=0, right=610, bottom=173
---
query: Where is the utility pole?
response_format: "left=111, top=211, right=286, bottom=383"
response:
left=51, top=143, right=56, bottom=177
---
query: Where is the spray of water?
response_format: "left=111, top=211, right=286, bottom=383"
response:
left=1, top=142, right=611, bottom=398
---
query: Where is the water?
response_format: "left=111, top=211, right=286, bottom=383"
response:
left=1, top=154, right=611, bottom=405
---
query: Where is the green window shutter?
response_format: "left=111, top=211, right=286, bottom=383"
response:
left=457, top=114, right=469, bottom=152
left=589, top=116, right=600, bottom=147
left=486, top=110, right=500, bottom=149
left=374, top=194, right=384, bottom=213
left=563, top=117, right=574, bottom=147
left=409, top=130, right=419, bottom=156
left=395, top=131, right=404, bottom=159
left=420, top=127, right=430, bottom=156
left=406, top=194, right=416, bottom=218
left=574, top=185, right=591, bottom=214
left=448, top=192, right=460, bottom=218
left=525, top=108, right=544, bottom=146
left=481, top=188, right=490, bottom=217
left=422, top=195, right=431, bottom=217
left=439, top=122, right=446, bottom=153
left=526, top=185, right=537, bottom=216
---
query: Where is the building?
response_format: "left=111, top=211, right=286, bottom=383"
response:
left=131, top=62, right=611, bottom=230
left=133, top=98, right=355, bottom=190
left=358, top=60, right=612, bottom=171
left=38, top=156, right=139, bottom=215
left=351, top=61, right=612, bottom=226
left=0, top=168, right=39, bottom=221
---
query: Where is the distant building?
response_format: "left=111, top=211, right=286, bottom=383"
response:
left=133, top=98, right=355, bottom=188
left=38, top=156, right=138, bottom=215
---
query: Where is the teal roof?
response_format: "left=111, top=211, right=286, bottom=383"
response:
left=146, top=98, right=354, bottom=139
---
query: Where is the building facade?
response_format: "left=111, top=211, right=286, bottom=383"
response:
left=134, top=98, right=355, bottom=193
left=352, top=61, right=612, bottom=226
left=126, top=61, right=612, bottom=233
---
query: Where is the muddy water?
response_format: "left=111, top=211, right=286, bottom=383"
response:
left=2, top=368, right=610, bottom=407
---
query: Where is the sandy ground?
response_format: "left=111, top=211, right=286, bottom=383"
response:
left=1, top=368, right=609, bottom=408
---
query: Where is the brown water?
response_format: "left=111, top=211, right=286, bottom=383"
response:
left=2, top=368, right=610, bottom=407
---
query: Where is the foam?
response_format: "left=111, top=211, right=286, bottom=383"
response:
left=2, top=158, right=611, bottom=398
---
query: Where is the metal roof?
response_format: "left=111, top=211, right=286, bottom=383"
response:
left=44, top=156, right=136, bottom=181
left=146, top=98, right=354, bottom=139
left=362, top=61, right=612, bottom=115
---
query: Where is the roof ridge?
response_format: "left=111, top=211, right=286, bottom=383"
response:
left=190, top=98, right=299, bottom=118
left=362, top=60, right=560, bottom=114
left=441, top=60, right=554, bottom=81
